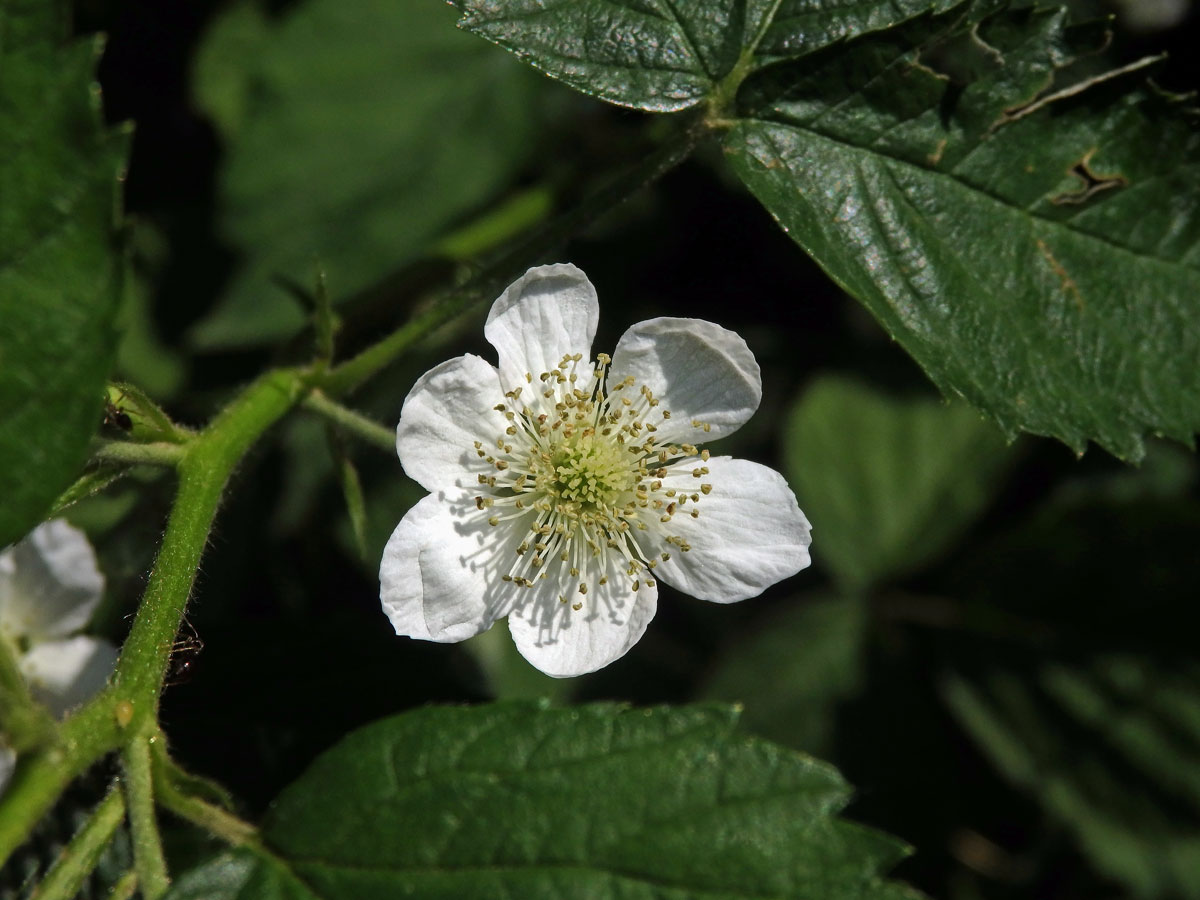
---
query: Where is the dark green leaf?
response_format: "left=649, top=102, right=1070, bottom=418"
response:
left=190, top=0, right=548, bottom=348
left=784, top=376, right=1011, bottom=593
left=726, top=7, right=1200, bottom=459
left=451, top=0, right=960, bottom=112
left=163, top=852, right=309, bottom=900
left=945, top=660, right=1200, bottom=898
left=938, top=460, right=1200, bottom=896
left=0, top=0, right=127, bottom=546
left=164, top=702, right=920, bottom=899
left=700, top=595, right=869, bottom=755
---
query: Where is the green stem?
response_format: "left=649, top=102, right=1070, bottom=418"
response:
left=302, top=390, right=395, bottom=453
left=0, top=634, right=55, bottom=752
left=318, top=128, right=701, bottom=398
left=0, top=700, right=120, bottom=865
left=93, top=441, right=185, bottom=468
left=0, top=369, right=306, bottom=866
left=122, top=735, right=169, bottom=899
left=154, top=769, right=262, bottom=851
left=30, top=786, right=126, bottom=900
left=107, top=871, right=138, bottom=900
left=113, top=369, right=303, bottom=709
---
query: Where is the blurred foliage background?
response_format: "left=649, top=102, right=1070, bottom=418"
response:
left=13, top=0, right=1199, bottom=896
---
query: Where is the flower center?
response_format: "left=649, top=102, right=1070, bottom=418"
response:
left=471, top=353, right=712, bottom=611
left=549, top=432, right=633, bottom=510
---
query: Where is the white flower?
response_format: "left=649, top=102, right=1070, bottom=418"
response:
left=0, top=520, right=118, bottom=719
left=380, top=264, right=812, bottom=677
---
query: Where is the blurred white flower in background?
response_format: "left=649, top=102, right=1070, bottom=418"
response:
left=1111, top=0, right=1191, bottom=31
left=380, top=264, right=812, bottom=677
left=0, top=520, right=118, bottom=794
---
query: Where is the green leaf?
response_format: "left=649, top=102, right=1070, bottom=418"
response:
left=725, top=7, right=1200, bottom=459
left=700, top=594, right=869, bottom=756
left=938, top=463, right=1200, bottom=896
left=190, top=0, right=548, bottom=348
left=783, top=376, right=1011, bottom=593
left=451, top=0, right=960, bottom=112
left=945, top=660, right=1200, bottom=898
left=164, top=702, right=920, bottom=900
left=0, top=0, right=128, bottom=547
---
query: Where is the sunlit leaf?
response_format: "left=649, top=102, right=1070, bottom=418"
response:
left=165, top=702, right=920, bottom=899
left=727, top=8, right=1200, bottom=459
left=450, top=0, right=960, bottom=111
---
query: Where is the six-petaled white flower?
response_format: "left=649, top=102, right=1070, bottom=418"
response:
left=379, top=264, right=812, bottom=677
left=1, top=520, right=118, bottom=794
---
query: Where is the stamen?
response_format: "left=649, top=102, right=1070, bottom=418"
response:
left=464, top=351, right=711, bottom=616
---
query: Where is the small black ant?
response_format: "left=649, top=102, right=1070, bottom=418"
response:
left=102, top=391, right=132, bottom=431
left=166, top=617, right=204, bottom=686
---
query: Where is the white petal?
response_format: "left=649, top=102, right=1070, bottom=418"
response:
left=654, top=457, right=811, bottom=603
left=484, top=264, right=598, bottom=392
left=395, top=354, right=507, bottom=494
left=610, top=317, right=761, bottom=443
left=507, top=551, right=657, bottom=678
left=0, top=520, right=105, bottom=644
left=380, top=492, right=528, bottom=643
left=20, top=636, right=117, bottom=718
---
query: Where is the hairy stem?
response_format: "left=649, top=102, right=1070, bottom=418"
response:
left=0, top=700, right=116, bottom=864
left=93, top=441, right=185, bottom=468
left=113, top=369, right=303, bottom=710
left=107, top=871, right=139, bottom=900
left=122, top=735, right=169, bottom=899
left=30, top=787, right=125, bottom=900
left=303, top=390, right=395, bottom=453
left=155, top=771, right=262, bottom=851
left=0, top=634, right=55, bottom=753
left=0, top=370, right=305, bottom=866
